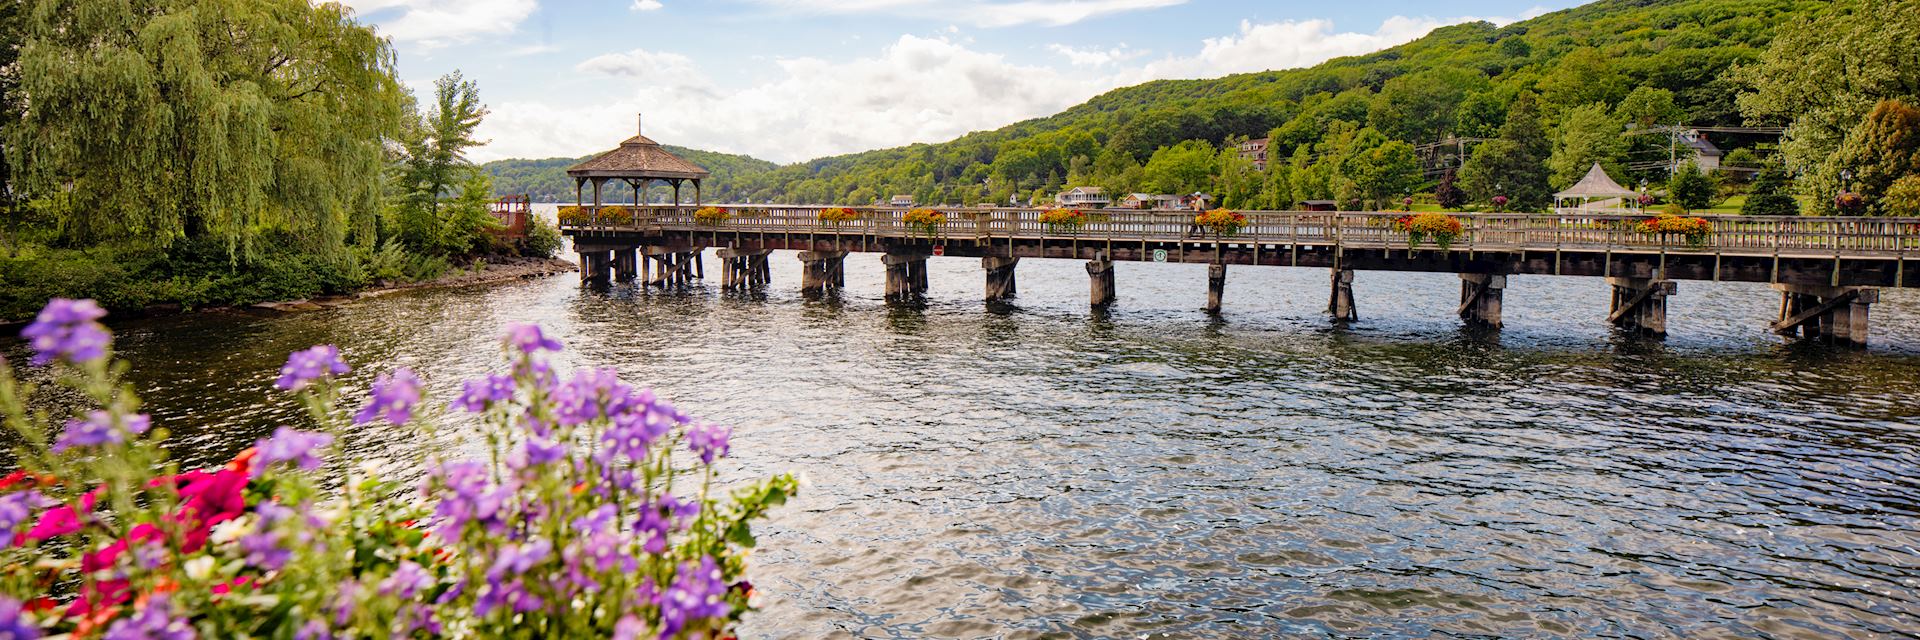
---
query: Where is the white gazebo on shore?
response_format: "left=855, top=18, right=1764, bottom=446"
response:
left=1554, top=163, right=1638, bottom=212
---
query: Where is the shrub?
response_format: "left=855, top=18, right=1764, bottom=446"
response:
left=1883, top=176, right=1920, bottom=217
left=1742, top=165, right=1801, bottom=216
left=519, top=216, right=564, bottom=259
left=0, top=300, right=796, bottom=638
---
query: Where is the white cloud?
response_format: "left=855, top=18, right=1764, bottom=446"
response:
left=631, top=0, right=664, bottom=10
left=472, top=13, right=1505, bottom=163
left=751, top=0, right=1187, bottom=27
left=338, top=0, right=538, bottom=47
left=1047, top=43, right=1145, bottom=67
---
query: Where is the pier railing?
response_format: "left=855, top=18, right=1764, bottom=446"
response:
left=559, top=205, right=1920, bottom=259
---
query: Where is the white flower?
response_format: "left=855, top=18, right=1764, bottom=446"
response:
left=184, top=556, right=216, bottom=581
left=209, top=514, right=255, bottom=546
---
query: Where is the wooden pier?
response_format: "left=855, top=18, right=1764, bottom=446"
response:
left=563, top=205, right=1920, bottom=346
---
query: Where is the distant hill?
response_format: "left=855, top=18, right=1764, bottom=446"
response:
left=483, top=146, right=779, bottom=203
left=488, top=0, right=1829, bottom=208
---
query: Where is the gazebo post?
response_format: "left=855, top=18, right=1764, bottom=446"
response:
left=695, top=180, right=702, bottom=207
left=574, top=178, right=584, bottom=208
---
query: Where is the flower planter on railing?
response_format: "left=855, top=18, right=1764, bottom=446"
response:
left=904, top=208, right=946, bottom=239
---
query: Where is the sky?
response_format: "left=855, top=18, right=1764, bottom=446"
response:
left=337, top=0, right=1584, bottom=165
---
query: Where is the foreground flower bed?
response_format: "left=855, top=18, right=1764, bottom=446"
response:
left=0, top=299, right=796, bottom=638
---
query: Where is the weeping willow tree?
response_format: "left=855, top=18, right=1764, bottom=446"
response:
left=7, top=0, right=406, bottom=256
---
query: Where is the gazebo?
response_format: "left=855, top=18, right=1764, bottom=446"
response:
left=1554, top=163, right=1638, bottom=212
left=567, top=115, right=711, bottom=214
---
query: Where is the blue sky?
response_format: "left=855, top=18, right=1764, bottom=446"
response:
left=339, top=0, right=1580, bottom=164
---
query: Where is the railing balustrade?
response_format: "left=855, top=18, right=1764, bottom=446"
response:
left=558, top=205, right=1920, bottom=258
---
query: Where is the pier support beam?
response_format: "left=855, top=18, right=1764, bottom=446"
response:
left=612, top=248, right=638, bottom=282
left=716, top=249, right=770, bottom=290
left=883, top=253, right=929, bottom=302
left=1087, top=252, right=1116, bottom=308
left=1607, top=277, right=1675, bottom=335
left=1328, top=268, right=1357, bottom=322
left=1772, top=284, right=1877, bottom=347
left=798, top=251, right=849, bottom=295
left=1205, top=263, right=1227, bottom=315
left=983, top=256, right=1019, bottom=302
left=578, top=249, right=611, bottom=284
left=1458, top=274, right=1506, bottom=328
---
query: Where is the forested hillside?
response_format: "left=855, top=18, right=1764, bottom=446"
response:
left=484, top=147, right=779, bottom=203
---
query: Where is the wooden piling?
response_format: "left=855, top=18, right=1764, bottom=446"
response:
left=1328, top=268, right=1356, bottom=321
left=1205, top=263, right=1227, bottom=314
left=983, top=256, right=1019, bottom=302
left=883, top=252, right=927, bottom=302
left=799, top=251, right=849, bottom=295
left=1772, top=284, right=1877, bottom=347
left=1607, top=277, right=1675, bottom=335
left=1087, top=252, right=1116, bottom=308
left=1458, top=274, right=1506, bottom=328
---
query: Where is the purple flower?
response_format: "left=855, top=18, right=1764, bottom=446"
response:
left=354, top=368, right=422, bottom=425
left=102, top=593, right=195, bottom=640
left=637, top=503, right=672, bottom=555
left=659, top=557, right=731, bottom=638
left=255, top=427, right=333, bottom=472
left=424, top=462, right=511, bottom=539
left=20, top=299, right=110, bottom=367
left=0, top=595, right=40, bottom=640
left=0, top=490, right=50, bottom=534
left=688, top=422, right=732, bottom=465
left=551, top=368, right=641, bottom=427
left=504, top=324, right=563, bottom=355
left=476, top=539, right=551, bottom=617
left=274, top=346, right=350, bottom=391
left=611, top=616, right=644, bottom=640
left=453, top=374, right=515, bottom=413
left=507, top=437, right=566, bottom=471
left=52, top=411, right=148, bottom=452
left=380, top=561, right=435, bottom=599
left=293, top=620, right=336, bottom=640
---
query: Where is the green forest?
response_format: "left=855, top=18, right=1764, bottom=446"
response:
left=490, top=0, right=1918, bottom=218
left=0, top=0, right=560, bottom=320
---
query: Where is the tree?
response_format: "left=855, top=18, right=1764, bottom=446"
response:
left=7, top=0, right=406, bottom=254
left=1615, top=87, right=1684, bottom=129
left=1435, top=169, right=1467, bottom=209
left=1737, top=0, right=1920, bottom=204
left=1211, top=142, right=1261, bottom=209
left=1829, top=99, right=1920, bottom=215
left=1549, top=103, right=1627, bottom=189
left=1668, top=161, right=1715, bottom=211
left=389, top=72, right=490, bottom=254
left=1344, top=140, right=1420, bottom=210
left=1460, top=93, right=1552, bottom=210
left=1368, top=68, right=1488, bottom=143
left=1742, top=165, right=1800, bottom=216
left=1537, top=48, right=1627, bottom=116
left=1142, top=141, right=1216, bottom=194
left=1886, top=175, right=1920, bottom=217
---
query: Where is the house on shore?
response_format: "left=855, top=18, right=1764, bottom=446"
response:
left=1238, top=138, right=1270, bottom=171
left=1056, top=186, right=1110, bottom=208
left=889, top=195, right=915, bottom=207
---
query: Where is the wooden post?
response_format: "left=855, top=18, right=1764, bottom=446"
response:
left=612, top=247, right=638, bottom=282
left=1607, top=277, right=1675, bottom=335
left=1772, top=284, right=1877, bottom=347
left=798, top=251, right=849, bottom=295
left=1458, top=273, right=1506, bottom=328
left=983, top=256, right=1019, bottom=302
left=1328, top=268, right=1357, bottom=321
left=1087, top=252, right=1116, bottom=308
left=1205, top=262, right=1227, bottom=314
left=883, top=252, right=928, bottom=302
left=578, top=249, right=611, bottom=284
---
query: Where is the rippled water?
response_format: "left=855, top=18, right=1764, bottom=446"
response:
left=8, top=247, right=1920, bottom=638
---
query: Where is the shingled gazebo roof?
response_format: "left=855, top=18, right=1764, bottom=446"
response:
left=1555, top=163, right=1636, bottom=199
left=567, top=133, right=710, bottom=181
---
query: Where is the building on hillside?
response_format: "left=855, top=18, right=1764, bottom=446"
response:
left=1299, top=200, right=1338, bottom=212
left=1056, top=186, right=1110, bottom=208
left=1238, top=138, right=1271, bottom=171
left=1118, top=193, right=1154, bottom=209
left=889, top=195, right=915, bottom=207
left=1151, top=194, right=1185, bottom=210
left=1679, top=130, right=1723, bottom=171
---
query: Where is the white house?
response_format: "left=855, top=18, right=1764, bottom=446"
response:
left=1238, top=138, right=1271, bottom=171
left=1055, top=186, right=1110, bottom=208
left=1679, top=131, right=1723, bottom=171
left=889, top=195, right=915, bottom=207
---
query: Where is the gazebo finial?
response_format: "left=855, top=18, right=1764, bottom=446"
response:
left=636, top=112, right=643, bottom=137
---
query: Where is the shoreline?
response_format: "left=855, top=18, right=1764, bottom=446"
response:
left=3, top=255, right=577, bottom=328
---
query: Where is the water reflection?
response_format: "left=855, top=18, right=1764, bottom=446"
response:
left=4, top=252, right=1920, bottom=638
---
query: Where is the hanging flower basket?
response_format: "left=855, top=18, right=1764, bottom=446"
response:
left=693, top=206, right=732, bottom=226
left=1635, top=215, right=1712, bottom=249
left=1037, top=208, right=1087, bottom=233
left=904, top=208, right=946, bottom=238
left=1394, top=212, right=1464, bottom=249
left=819, top=207, right=862, bottom=226
left=556, top=205, right=588, bottom=226
left=1194, top=208, right=1247, bottom=236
